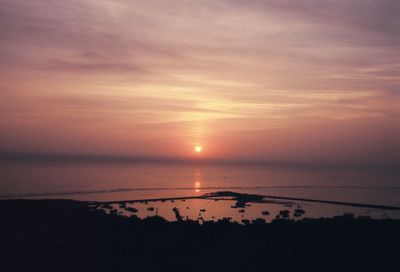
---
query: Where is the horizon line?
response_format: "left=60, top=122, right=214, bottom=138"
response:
left=0, top=151, right=398, bottom=170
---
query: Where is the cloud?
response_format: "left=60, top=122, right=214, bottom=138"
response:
left=0, top=0, right=398, bottom=164
left=48, top=59, right=148, bottom=74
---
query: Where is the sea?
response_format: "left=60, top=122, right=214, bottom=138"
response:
left=1, top=161, right=399, bottom=204
left=1, top=161, right=399, bottom=221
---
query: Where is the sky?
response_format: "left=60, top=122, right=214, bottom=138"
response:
left=0, top=0, right=399, bottom=165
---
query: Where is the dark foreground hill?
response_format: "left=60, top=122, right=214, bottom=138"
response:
left=0, top=199, right=398, bottom=272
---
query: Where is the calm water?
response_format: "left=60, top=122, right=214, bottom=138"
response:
left=100, top=198, right=400, bottom=223
left=1, top=161, right=399, bottom=207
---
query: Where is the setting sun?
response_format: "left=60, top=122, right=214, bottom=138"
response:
left=195, top=145, right=203, bottom=153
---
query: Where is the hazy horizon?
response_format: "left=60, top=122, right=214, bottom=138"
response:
left=1, top=150, right=399, bottom=170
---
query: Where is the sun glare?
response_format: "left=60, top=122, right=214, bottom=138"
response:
left=195, top=145, right=203, bottom=153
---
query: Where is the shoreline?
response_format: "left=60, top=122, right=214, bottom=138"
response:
left=2, top=191, right=399, bottom=224
left=91, top=191, right=400, bottom=210
left=2, top=190, right=400, bottom=225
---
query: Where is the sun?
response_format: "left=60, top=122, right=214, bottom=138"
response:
left=194, top=145, right=203, bottom=153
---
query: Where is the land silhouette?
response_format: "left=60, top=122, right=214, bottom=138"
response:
left=1, top=196, right=399, bottom=271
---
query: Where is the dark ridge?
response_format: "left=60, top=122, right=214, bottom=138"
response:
left=93, top=191, right=400, bottom=211
left=2, top=185, right=400, bottom=199
left=260, top=194, right=400, bottom=210
left=205, top=191, right=400, bottom=210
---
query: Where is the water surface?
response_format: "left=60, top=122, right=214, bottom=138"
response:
left=1, top=161, right=399, bottom=206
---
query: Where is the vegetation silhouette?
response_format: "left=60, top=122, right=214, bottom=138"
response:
left=294, top=208, right=306, bottom=217
left=1, top=199, right=399, bottom=272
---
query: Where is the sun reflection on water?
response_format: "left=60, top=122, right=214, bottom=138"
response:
left=194, top=170, right=202, bottom=193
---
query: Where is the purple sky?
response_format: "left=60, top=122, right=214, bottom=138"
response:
left=0, top=0, right=399, bottom=165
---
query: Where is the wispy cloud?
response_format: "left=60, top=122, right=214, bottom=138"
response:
left=0, top=0, right=398, bottom=164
